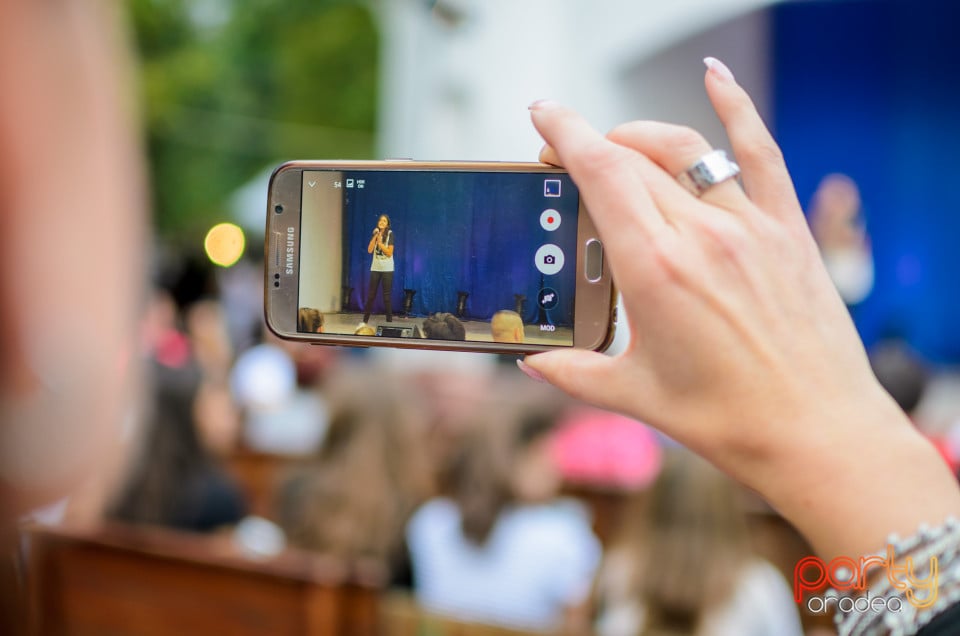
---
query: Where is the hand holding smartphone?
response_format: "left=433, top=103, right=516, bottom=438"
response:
left=264, top=161, right=615, bottom=353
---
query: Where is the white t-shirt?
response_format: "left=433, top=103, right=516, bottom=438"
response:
left=407, top=497, right=602, bottom=632
left=371, top=229, right=394, bottom=272
left=596, top=554, right=804, bottom=636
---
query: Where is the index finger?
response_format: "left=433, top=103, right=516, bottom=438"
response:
left=529, top=100, right=667, bottom=241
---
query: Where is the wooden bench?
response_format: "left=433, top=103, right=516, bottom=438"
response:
left=380, top=592, right=552, bottom=636
left=27, top=523, right=385, bottom=636
left=223, top=449, right=308, bottom=520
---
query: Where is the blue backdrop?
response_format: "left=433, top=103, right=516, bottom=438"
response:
left=773, top=0, right=960, bottom=363
left=340, top=170, right=579, bottom=326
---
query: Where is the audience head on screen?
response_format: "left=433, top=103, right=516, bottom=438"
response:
left=422, top=312, right=466, bottom=341
left=298, top=307, right=324, bottom=333
left=449, top=382, right=567, bottom=546
left=277, top=369, right=434, bottom=570
left=491, top=310, right=524, bottom=344
left=354, top=324, right=376, bottom=336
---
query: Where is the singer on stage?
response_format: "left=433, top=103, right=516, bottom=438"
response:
left=362, top=214, right=395, bottom=324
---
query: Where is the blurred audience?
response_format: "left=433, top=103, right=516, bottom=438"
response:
left=109, top=360, right=247, bottom=533
left=594, top=451, right=802, bottom=636
left=407, top=380, right=601, bottom=633
left=870, top=339, right=929, bottom=418
left=869, top=339, right=960, bottom=474
left=230, top=330, right=336, bottom=456
left=277, top=369, right=434, bottom=587
left=551, top=409, right=662, bottom=489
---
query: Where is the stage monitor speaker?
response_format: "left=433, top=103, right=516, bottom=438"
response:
left=376, top=322, right=423, bottom=339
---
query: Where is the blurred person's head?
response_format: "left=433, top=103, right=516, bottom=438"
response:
left=491, top=310, right=524, bottom=344
left=377, top=214, right=391, bottom=231
left=450, top=380, right=568, bottom=546
left=0, top=3, right=146, bottom=521
left=109, top=360, right=237, bottom=530
left=298, top=307, right=325, bottom=334
left=279, top=368, right=433, bottom=565
left=422, top=312, right=466, bottom=341
left=613, top=450, right=750, bottom=636
left=808, top=174, right=873, bottom=304
left=870, top=340, right=929, bottom=416
left=809, top=173, right=864, bottom=250
left=354, top=324, right=376, bottom=336
left=266, top=328, right=339, bottom=388
left=186, top=299, right=234, bottom=379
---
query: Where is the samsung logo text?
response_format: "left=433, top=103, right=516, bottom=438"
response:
left=285, top=227, right=295, bottom=274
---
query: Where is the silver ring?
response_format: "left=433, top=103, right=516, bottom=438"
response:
left=676, top=149, right=741, bottom=197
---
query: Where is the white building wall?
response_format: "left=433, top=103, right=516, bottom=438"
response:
left=375, top=0, right=780, bottom=162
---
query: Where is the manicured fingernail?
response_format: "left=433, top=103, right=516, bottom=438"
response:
left=517, top=359, right=546, bottom=382
left=704, top=57, right=735, bottom=83
left=528, top=99, right=561, bottom=111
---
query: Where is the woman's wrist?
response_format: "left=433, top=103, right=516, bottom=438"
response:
left=757, top=390, right=960, bottom=559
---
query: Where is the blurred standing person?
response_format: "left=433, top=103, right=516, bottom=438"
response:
left=809, top=174, right=874, bottom=306
left=595, top=451, right=803, bottom=636
left=406, top=381, right=601, bottom=633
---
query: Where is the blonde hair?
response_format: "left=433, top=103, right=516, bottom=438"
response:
left=354, top=324, right=376, bottom=336
left=613, top=451, right=751, bottom=636
left=279, top=369, right=433, bottom=567
left=491, top=310, right=524, bottom=343
left=449, top=378, right=566, bottom=545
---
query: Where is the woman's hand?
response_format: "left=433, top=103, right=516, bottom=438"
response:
left=522, top=59, right=960, bottom=558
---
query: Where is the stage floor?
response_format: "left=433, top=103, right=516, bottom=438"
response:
left=324, top=311, right=573, bottom=346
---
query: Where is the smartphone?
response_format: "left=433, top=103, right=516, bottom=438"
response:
left=264, top=161, right=615, bottom=353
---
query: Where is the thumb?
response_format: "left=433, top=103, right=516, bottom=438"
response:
left=519, top=350, right=653, bottom=417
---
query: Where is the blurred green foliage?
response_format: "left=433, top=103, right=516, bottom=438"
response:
left=129, top=0, right=378, bottom=238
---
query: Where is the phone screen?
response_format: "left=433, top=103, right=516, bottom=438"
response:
left=297, top=169, right=580, bottom=346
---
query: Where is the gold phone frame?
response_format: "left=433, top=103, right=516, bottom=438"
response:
left=264, top=160, right=616, bottom=354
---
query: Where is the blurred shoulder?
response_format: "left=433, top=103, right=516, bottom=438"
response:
left=408, top=498, right=458, bottom=533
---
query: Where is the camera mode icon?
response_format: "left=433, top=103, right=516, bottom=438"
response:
left=535, top=244, right=564, bottom=275
left=538, top=288, right=559, bottom=310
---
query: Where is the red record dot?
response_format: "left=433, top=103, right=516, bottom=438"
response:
left=541, top=209, right=561, bottom=231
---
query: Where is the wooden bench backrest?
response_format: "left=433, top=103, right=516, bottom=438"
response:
left=28, top=523, right=384, bottom=636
